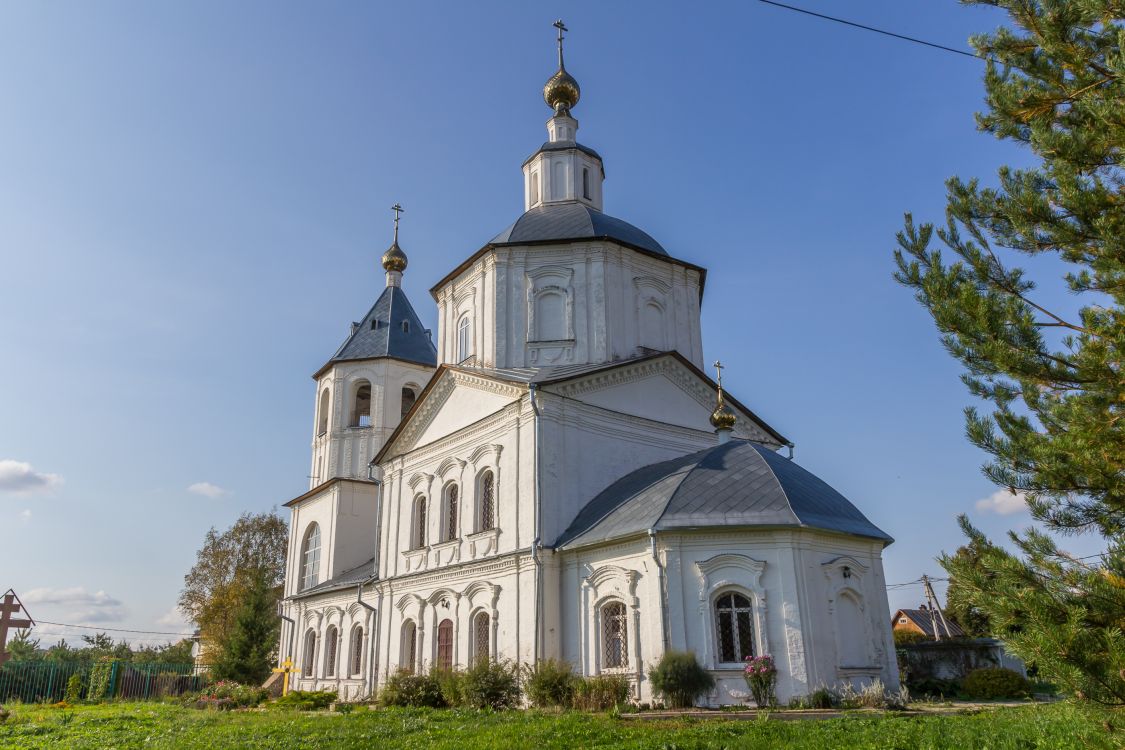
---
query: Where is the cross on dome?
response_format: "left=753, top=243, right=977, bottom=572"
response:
left=544, top=19, right=580, bottom=115
left=381, top=202, right=408, bottom=286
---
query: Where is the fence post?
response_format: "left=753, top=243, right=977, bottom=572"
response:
left=108, top=660, right=118, bottom=699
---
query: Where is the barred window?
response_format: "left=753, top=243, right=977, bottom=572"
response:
left=479, top=471, right=495, bottom=532
left=472, top=612, right=490, bottom=665
left=350, top=625, right=364, bottom=676
left=413, top=496, right=427, bottom=549
left=444, top=485, right=459, bottom=542
left=402, top=621, right=418, bottom=675
left=601, top=601, right=628, bottom=669
left=715, top=592, right=754, bottom=663
left=436, top=619, right=454, bottom=671
left=299, top=524, right=321, bottom=591
left=302, top=629, right=318, bottom=677
left=324, top=625, right=338, bottom=677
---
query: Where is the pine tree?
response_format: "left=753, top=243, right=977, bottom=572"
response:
left=894, top=1, right=1125, bottom=704
left=943, top=542, right=993, bottom=637
left=212, top=567, right=280, bottom=685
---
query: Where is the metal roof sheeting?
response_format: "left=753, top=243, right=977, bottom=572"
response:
left=555, top=440, right=893, bottom=549
left=324, top=285, right=438, bottom=371
left=490, top=202, right=668, bottom=257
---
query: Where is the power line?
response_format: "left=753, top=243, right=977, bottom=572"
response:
left=33, top=619, right=196, bottom=637
left=757, top=1, right=986, bottom=61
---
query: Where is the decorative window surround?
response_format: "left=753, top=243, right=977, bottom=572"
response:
left=431, top=538, right=461, bottom=567
left=467, top=528, right=500, bottom=559
left=403, top=546, right=429, bottom=573
left=695, top=554, right=770, bottom=670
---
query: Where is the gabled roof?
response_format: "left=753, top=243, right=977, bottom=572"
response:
left=292, top=556, right=376, bottom=599
left=314, top=285, right=437, bottom=378
left=892, top=609, right=966, bottom=638
left=555, top=439, right=893, bottom=549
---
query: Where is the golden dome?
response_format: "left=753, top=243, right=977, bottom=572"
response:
left=710, top=400, right=737, bottom=430
left=381, top=241, right=408, bottom=273
left=544, top=67, right=580, bottom=115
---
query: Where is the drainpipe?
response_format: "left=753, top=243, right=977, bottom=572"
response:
left=356, top=573, right=379, bottom=699
left=648, top=530, right=669, bottom=651
left=787, top=442, right=795, bottom=460
left=277, top=599, right=296, bottom=666
left=362, top=467, right=384, bottom=695
left=529, top=384, right=544, bottom=663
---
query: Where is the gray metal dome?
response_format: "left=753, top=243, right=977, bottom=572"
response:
left=490, top=202, right=667, bottom=257
left=555, top=440, right=892, bottom=549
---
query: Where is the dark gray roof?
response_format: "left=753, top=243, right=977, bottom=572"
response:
left=894, top=609, right=966, bottom=638
left=322, top=285, right=437, bottom=372
left=490, top=202, right=668, bottom=257
left=522, top=140, right=604, bottom=169
left=555, top=440, right=892, bottom=549
left=294, top=557, right=376, bottom=598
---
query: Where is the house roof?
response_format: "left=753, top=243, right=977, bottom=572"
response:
left=282, top=477, right=378, bottom=508
left=892, top=609, right=966, bottom=638
left=314, top=285, right=437, bottom=378
left=292, top=557, right=376, bottom=599
left=554, top=439, right=893, bottom=549
left=490, top=202, right=667, bottom=256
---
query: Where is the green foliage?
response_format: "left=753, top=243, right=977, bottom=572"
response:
left=522, top=658, right=577, bottom=708
left=180, top=510, right=287, bottom=663
left=893, top=630, right=929, bottom=646
left=646, top=650, right=714, bottom=709
left=7, top=630, right=41, bottom=662
left=571, top=674, right=630, bottom=712
left=272, top=690, right=336, bottom=711
left=431, top=668, right=464, bottom=707
left=64, top=674, right=85, bottom=704
left=85, top=660, right=113, bottom=702
left=907, top=678, right=963, bottom=700
left=378, top=671, right=446, bottom=708
left=893, top=0, right=1125, bottom=706
left=944, top=542, right=993, bottom=637
left=211, top=566, right=280, bottom=685
left=459, top=659, right=520, bottom=710
left=190, top=681, right=269, bottom=709
left=788, top=685, right=839, bottom=710
left=962, top=668, right=1032, bottom=701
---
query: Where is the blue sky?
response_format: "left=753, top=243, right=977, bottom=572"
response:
left=0, top=1, right=1101, bottom=645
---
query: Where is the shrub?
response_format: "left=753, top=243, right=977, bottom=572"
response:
left=907, top=678, right=962, bottom=699
left=272, top=690, right=337, bottom=711
left=189, top=680, right=270, bottom=709
left=893, top=630, right=930, bottom=646
left=432, top=668, right=465, bottom=707
left=64, top=673, right=84, bottom=703
left=523, top=659, right=577, bottom=708
left=461, top=659, right=521, bottom=710
left=789, top=685, right=839, bottom=709
left=743, top=655, right=777, bottom=707
left=86, top=659, right=113, bottom=702
left=962, top=668, right=1031, bottom=700
left=572, top=674, right=630, bottom=711
left=834, top=679, right=909, bottom=710
left=379, top=671, right=446, bottom=708
left=647, top=651, right=714, bottom=709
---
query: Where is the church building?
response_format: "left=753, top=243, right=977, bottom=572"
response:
left=278, top=23, right=899, bottom=705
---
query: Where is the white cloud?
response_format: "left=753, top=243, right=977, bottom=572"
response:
left=0, top=460, right=63, bottom=495
left=19, top=509, right=31, bottom=521
left=21, top=587, right=128, bottom=623
left=974, top=488, right=1029, bottom=516
left=187, top=481, right=229, bottom=498
left=156, top=606, right=192, bottom=630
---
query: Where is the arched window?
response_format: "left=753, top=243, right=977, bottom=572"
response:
left=582, top=167, right=590, bottom=200
left=436, top=619, right=454, bottom=671
left=715, top=591, right=754, bottom=664
left=350, top=625, right=364, bottom=677
left=478, top=471, right=495, bottom=532
left=299, top=524, right=321, bottom=591
left=401, top=620, right=418, bottom=674
left=601, top=601, right=629, bottom=669
left=401, top=320, right=410, bottom=334
left=535, top=290, right=567, bottom=341
left=443, top=484, right=459, bottom=542
left=351, top=381, right=371, bottom=427
left=472, top=611, right=490, bottom=666
left=302, top=629, right=318, bottom=677
left=530, top=171, right=540, bottom=204
left=324, top=625, right=338, bottom=677
left=457, top=316, right=472, bottom=362
left=401, top=387, right=417, bottom=419
left=317, top=389, right=330, bottom=436
left=412, top=496, right=427, bottom=549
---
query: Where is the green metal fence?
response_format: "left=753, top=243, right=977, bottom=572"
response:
left=0, top=661, right=209, bottom=703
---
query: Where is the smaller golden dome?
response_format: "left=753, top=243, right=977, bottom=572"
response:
left=544, top=67, right=580, bottom=115
left=381, top=241, right=408, bottom=273
left=710, top=401, right=737, bottom=430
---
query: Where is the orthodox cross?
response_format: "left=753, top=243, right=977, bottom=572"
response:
left=391, top=203, right=404, bottom=243
left=0, top=590, right=34, bottom=665
left=553, top=19, right=567, bottom=65
left=271, top=657, right=300, bottom=696
left=713, top=360, right=725, bottom=392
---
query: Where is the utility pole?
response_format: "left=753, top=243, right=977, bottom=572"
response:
left=921, top=574, right=954, bottom=640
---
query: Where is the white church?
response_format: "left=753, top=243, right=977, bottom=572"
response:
left=278, top=23, right=899, bottom=705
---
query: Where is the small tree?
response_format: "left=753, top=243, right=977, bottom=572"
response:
left=211, top=566, right=280, bottom=685
left=6, top=630, right=40, bottom=661
left=647, top=651, right=714, bottom=708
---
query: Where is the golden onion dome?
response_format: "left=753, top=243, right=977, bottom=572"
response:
left=544, top=66, right=580, bottom=115
left=710, top=401, right=737, bottom=430
left=381, top=241, right=408, bottom=273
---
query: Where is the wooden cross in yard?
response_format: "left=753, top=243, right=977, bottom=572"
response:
left=272, top=657, right=299, bottom=696
left=0, top=589, right=34, bottom=665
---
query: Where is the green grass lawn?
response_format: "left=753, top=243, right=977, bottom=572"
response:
left=0, top=701, right=1118, bottom=749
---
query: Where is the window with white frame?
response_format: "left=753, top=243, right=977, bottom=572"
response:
left=472, top=611, right=490, bottom=666
left=351, top=381, right=372, bottom=427
left=436, top=619, right=454, bottom=671
left=400, top=386, right=417, bottom=419
left=457, top=316, right=472, bottom=362
left=715, top=591, right=754, bottom=663
left=601, top=601, right=629, bottom=669
left=299, top=524, right=321, bottom=592
left=478, top=471, right=495, bottom=532
left=350, top=625, right=364, bottom=676
left=443, top=484, right=459, bottom=542
left=412, top=495, right=427, bottom=549
left=317, top=388, right=330, bottom=436
left=324, top=625, right=338, bottom=677
left=401, top=620, right=418, bottom=674
left=302, top=629, right=318, bottom=677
